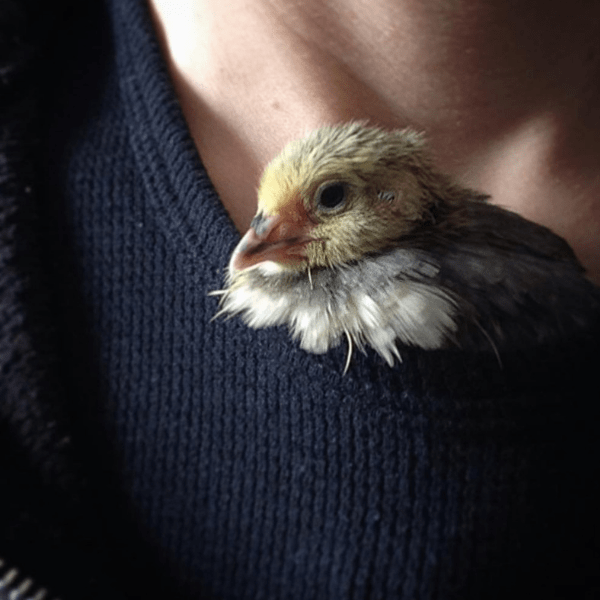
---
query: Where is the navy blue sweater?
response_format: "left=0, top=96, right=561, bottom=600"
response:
left=1, top=0, right=598, bottom=598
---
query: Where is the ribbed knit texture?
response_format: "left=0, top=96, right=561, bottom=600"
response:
left=0, top=2, right=144, bottom=598
left=34, top=0, right=599, bottom=598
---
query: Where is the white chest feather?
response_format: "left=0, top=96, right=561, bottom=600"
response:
left=215, top=252, right=458, bottom=366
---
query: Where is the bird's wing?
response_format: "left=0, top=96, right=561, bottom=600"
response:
left=458, top=201, right=581, bottom=265
left=419, top=222, right=600, bottom=350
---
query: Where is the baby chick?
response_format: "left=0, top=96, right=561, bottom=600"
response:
left=213, top=123, right=599, bottom=368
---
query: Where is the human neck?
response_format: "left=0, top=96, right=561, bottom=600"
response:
left=148, top=0, right=600, bottom=282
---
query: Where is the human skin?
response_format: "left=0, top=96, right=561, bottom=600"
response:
left=148, top=0, right=600, bottom=283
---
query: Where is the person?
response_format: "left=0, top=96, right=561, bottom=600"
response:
left=149, top=0, right=600, bottom=282
left=0, top=0, right=598, bottom=598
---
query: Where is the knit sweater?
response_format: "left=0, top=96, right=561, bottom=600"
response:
left=1, top=1, right=599, bottom=599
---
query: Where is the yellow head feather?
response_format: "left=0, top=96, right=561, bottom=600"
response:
left=255, top=122, right=451, bottom=268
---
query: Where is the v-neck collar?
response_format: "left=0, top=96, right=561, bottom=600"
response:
left=109, top=0, right=240, bottom=270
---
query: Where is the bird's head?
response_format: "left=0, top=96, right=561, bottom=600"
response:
left=229, top=123, right=450, bottom=277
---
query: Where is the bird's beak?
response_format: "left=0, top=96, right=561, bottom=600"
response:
left=230, top=210, right=314, bottom=274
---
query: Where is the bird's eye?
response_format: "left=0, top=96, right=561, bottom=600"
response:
left=315, top=182, right=347, bottom=212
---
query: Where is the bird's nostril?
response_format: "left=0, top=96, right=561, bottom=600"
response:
left=250, top=212, right=271, bottom=236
